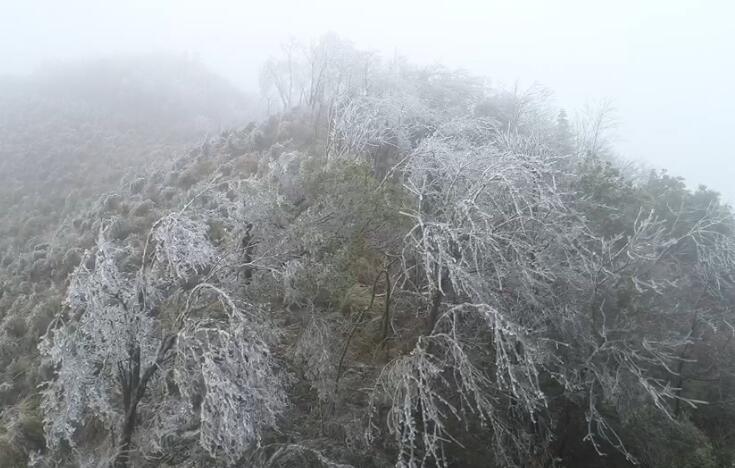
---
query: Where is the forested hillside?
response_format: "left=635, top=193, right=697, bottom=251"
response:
left=1, top=37, right=734, bottom=468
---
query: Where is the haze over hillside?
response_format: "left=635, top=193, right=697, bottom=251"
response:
left=0, top=55, right=261, bottom=468
left=1, top=25, right=735, bottom=468
left=0, top=55, right=256, bottom=260
left=3, top=0, right=733, bottom=202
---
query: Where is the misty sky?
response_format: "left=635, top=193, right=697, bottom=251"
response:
left=2, top=0, right=734, bottom=201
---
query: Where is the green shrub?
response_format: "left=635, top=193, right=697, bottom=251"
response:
left=3, top=315, right=27, bottom=339
left=0, top=435, right=25, bottom=468
left=15, top=401, right=46, bottom=452
left=61, top=248, right=82, bottom=274
left=108, top=217, right=133, bottom=241
left=132, top=199, right=155, bottom=217
left=625, top=407, right=717, bottom=468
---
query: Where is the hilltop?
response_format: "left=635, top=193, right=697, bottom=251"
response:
left=1, top=38, right=735, bottom=468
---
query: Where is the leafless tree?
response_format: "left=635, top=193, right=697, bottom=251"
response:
left=39, top=194, right=286, bottom=466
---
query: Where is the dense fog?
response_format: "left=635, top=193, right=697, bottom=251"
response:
left=3, top=0, right=734, bottom=201
left=1, top=2, right=735, bottom=468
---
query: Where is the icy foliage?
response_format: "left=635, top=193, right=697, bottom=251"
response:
left=268, top=151, right=305, bottom=204
left=39, top=207, right=286, bottom=466
left=397, top=121, right=570, bottom=343
left=362, top=112, right=723, bottom=464
left=152, top=214, right=217, bottom=281
left=293, top=311, right=340, bottom=402
left=248, top=443, right=355, bottom=467
left=39, top=230, right=158, bottom=450
left=328, top=95, right=418, bottom=159
left=371, top=304, right=544, bottom=467
left=175, top=284, right=286, bottom=465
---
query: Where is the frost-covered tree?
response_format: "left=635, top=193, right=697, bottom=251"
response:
left=260, top=33, right=375, bottom=115
left=351, top=90, right=735, bottom=465
left=39, top=198, right=286, bottom=467
left=364, top=118, right=567, bottom=466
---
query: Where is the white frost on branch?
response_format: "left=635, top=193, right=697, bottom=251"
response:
left=370, top=304, right=544, bottom=468
left=40, top=210, right=287, bottom=466
left=39, top=230, right=158, bottom=450
left=152, top=214, right=217, bottom=282
left=174, top=283, right=286, bottom=465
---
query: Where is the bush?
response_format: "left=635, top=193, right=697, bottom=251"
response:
left=29, top=298, right=60, bottom=338
left=15, top=402, right=46, bottom=452
left=108, top=217, right=133, bottom=241
left=3, top=315, right=27, bottom=338
left=624, top=408, right=717, bottom=468
left=0, top=435, right=25, bottom=468
left=61, top=248, right=82, bottom=274
left=102, top=193, right=122, bottom=212
left=129, top=177, right=146, bottom=194
left=132, top=199, right=155, bottom=217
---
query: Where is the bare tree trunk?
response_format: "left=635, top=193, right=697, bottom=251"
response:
left=241, top=223, right=254, bottom=284
left=380, top=269, right=392, bottom=346
left=113, top=335, right=176, bottom=468
left=427, top=269, right=451, bottom=334
left=114, top=345, right=141, bottom=468
left=673, top=311, right=700, bottom=417
left=428, top=288, right=442, bottom=335
left=115, top=394, right=141, bottom=468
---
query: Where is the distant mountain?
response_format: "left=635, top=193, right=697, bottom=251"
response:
left=0, top=54, right=254, bottom=176
left=0, top=54, right=255, bottom=253
left=1, top=54, right=253, bottom=133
